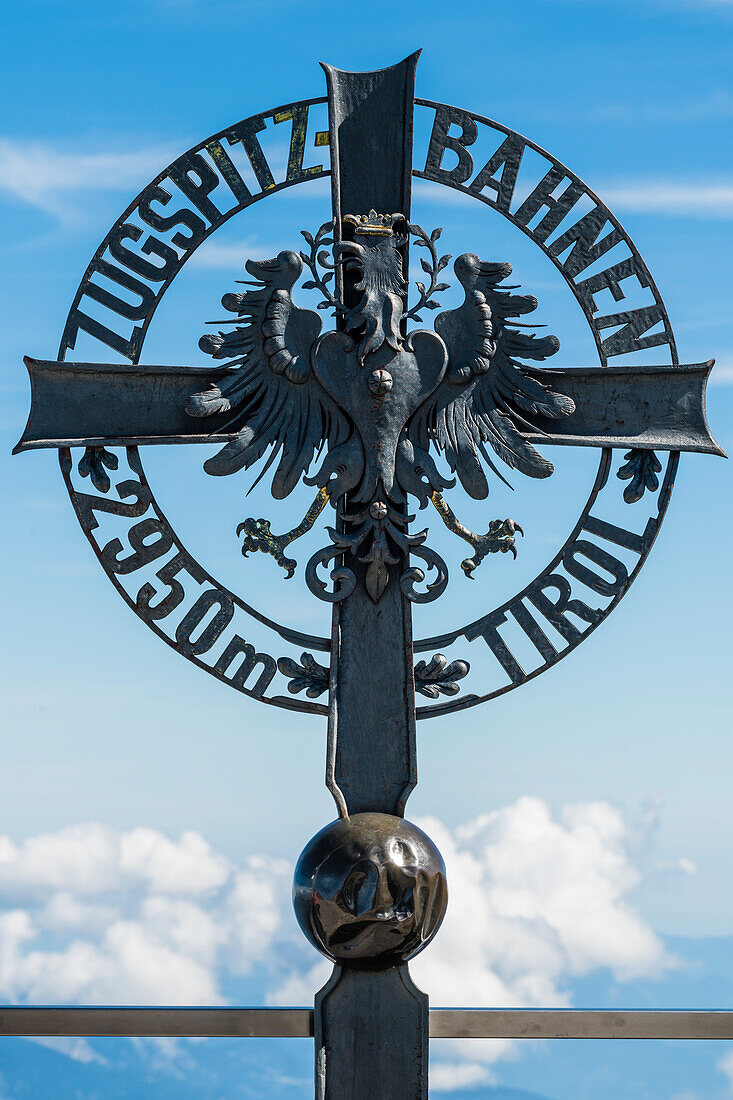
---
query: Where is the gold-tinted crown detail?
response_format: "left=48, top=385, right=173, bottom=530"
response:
left=343, top=210, right=404, bottom=237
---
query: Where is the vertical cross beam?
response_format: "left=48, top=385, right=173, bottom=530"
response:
left=322, top=52, right=420, bottom=818
left=314, top=54, right=430, bottom=1100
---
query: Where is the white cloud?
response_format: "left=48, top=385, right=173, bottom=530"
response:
left=186, top=237, right=275, bottom=270
left=0, top=138, right=177, bottom=219
left=590, top=91, right=733, bottom=123
left=719, top=1049, right=733, bottom=1092
left=0, top=823, right=229, bottom=898
left=407, top=798, right=670, bottom=1089
left=0, top=823, right=288, bottom=1007
left=119, top=828, right=229, bottom=894
left=28, top=1035, right=108, bottom=1065
left=598, top=181, right=733, bottom=218
left=430, top=1060, right=495, bottom=1092
left=0, top=802, right=670, bottom=1087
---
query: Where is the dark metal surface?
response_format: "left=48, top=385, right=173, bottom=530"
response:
left=16, top=357, right=720, bottom=457
left=313, top=56, right=433, bottom=1100
left=429, top=1009, right=733, bottom=1040
left=414, top=653, right=470, bottom=698
left=315, top=967, right=429, bottom=1100
left=0, top=1007, right=313, bottom=1038
left=321, top=56, right=423, bottom=828
left=2, top=1006, right=733, bottom=1041
left=293, top=814, right=447, bottom=969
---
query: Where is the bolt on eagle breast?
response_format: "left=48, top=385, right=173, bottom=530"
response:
left=185, top=210, right=574, bottom=601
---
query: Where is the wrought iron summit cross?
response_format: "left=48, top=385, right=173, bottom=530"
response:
left=14, top=54, right=723, bottom=1099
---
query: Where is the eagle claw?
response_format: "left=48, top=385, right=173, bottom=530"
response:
left=430, top=492, right=523, bottom=578
left=235, top=488, right=330, bottom=581
left=236, top=517, right=297, bottom=579
left=461, top=519, right=523, bottom=578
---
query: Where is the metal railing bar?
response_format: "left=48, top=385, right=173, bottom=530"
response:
left=0, top=1008, right=314, bottom=1038
left=429, top=1009, right=733, bottom=1040
left=1, top=1007, right=732, bottom=1040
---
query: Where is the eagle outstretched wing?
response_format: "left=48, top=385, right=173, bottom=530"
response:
left=186, top=250, right=349, bottom=499
left=409, top=255, right=575, bottom=500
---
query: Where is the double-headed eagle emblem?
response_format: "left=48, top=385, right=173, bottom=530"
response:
left=186, top=211, right=572, bottom=600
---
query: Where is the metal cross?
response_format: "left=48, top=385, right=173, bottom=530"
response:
left=14, top=54, right=723, bottom=1099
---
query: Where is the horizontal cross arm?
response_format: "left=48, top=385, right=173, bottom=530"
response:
left=524, top=361, right=724, bottom=456
left=14, top=358, right=239, bottom=453
left=1, top=1006, right=732, bottom=1040
left=14, top=358, right=725, bottom=459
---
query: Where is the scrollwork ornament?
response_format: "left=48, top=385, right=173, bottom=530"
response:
left=305, top=545, right=357, bottom=604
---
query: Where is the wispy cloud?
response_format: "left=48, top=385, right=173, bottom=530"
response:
left=416, top=176, right=733, bottom=219
left=187, top=237, right=277, bottom=270
left=0, top=138, right=177, bottom=221
left=590, top=90, right=733, bottom=122
left=28, top=1036, right=108, bottom=1065
left=599, top=180, right=733, bottom=218
left=718, top=1049, right=733, bottom=1094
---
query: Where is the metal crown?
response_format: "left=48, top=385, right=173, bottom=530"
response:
left=343, top=209, right=404, bottom=236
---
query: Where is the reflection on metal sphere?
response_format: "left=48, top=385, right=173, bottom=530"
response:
left=368, top=369, right=393, bottom=395
left=293, top=813, right=448, bottom=970
left=369, top=501, right=388, bottom=520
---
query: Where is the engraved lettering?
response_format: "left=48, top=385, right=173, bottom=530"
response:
left=175, top=590, right=235, bottom=656
left=167, top=151, right=229, bottom=226
left=214, top=636, right=277, bottom=696
left=137, top=185, right=207, bottom=250
left=468, top=134, right=524, bottom=212
left=513, top=164, right=584, bottom=243
left=135, top=550, right=206, bottom=621
left=546, top=203, right=623, bottom=280
left=562, top=540, right=628, bottom=598
left=72, top=479, right=152, bottom=532
left=100, top=517, right=174, bottom=575
left=424, top=106, right=477, bottom=186
left=575, top=256, right=651, bottom=316
left=582, top=513, right=656, bottom=556
left=108, top=223, right=179, bottom=283
left=596, top=305, right=669, bottom=357
left=526, top=574, right=602, bottom=644
left=274, top=105, right=322, bottom=183
left=464, top=610, right=524, bottom=684
left=205, top=139, right=253, bottom=205
left=85, top=259, right=157, bottom=320
left=225, top=116, right=276, bottom=192
left=61, top=307, right=143, bottom=361
left=508, top=600, right=559, bottom=664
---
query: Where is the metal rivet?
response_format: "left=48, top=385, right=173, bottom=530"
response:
left=368, top=369, right=393, bottom=395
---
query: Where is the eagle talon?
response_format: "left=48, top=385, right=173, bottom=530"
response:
left=430, top=493, right=523, bottom=577
left=236, top=517, right=298, bottom=578
left=460, top=521, right=522, bottom=577
left=235, top=488, right=330, bottom=581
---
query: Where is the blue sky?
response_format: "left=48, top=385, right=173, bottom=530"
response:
left=1, top=0, right=732, bottom=1095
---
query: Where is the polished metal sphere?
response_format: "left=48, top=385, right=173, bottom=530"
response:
left=293, top=813, right=448, bottom=970
left=368, top=368, right=393, bottom=395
